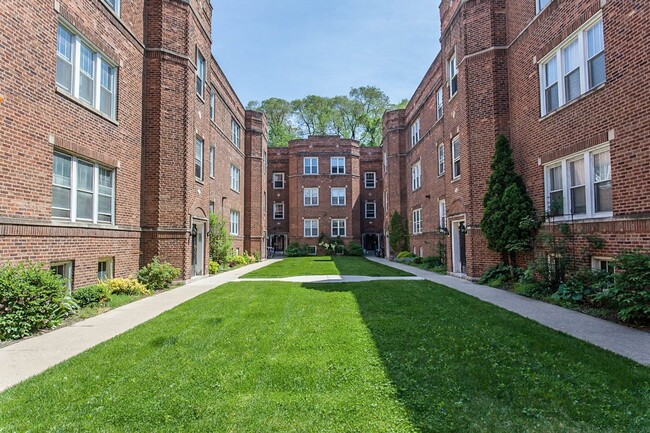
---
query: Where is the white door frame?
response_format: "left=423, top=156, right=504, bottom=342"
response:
left=450, top=218, right=466, bottom=275
left=192, top=219, right=207, bottom=277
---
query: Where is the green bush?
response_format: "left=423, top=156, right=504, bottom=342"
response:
left=479, top=263, right=523, bottom=286
left=209, top=213, right=234, bottom=263
left=0, top=263, right=77, bottom=341
left=73, top=284, right=109, bottom=308
left=594, top=251, right=650, bottom=324
left=396, top=251, right=415, bottom=259
left=286, top=242, right=310, bottom=257
left=413, top=256, right=424, bottom=265
left=208, top=261, right=220, bottom=275
left=100, top=278, right=152, bottom=296
left=253, top=251, right=261, bottom=263
left=137, top=257, right=181, bottom=291
left=226, top=255, right=249, bottom=267
left=346, top=242, right=364, bottom=256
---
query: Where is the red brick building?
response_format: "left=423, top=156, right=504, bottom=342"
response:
left=0, top=0, right=267, bottom=288
left=383, top=0, right=650, bottom=278
left=267, top=136, right=384, bottom=254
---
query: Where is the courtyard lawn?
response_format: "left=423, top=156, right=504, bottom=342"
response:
left=1, top=281, right=648, bottom=432
left=241, top=255, right=413, bottom=278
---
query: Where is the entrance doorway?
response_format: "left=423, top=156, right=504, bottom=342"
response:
left=362, top=233, right=379, bottom=254
left=270, top=234, right=287, bottom=253
left=451, top=220, right=467, bottom=275
left=191, top=221, right=206, bottom=277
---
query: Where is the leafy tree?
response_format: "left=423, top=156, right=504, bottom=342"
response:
left=247, top=98, right=299, bottom=147
left=480, top=134, right=539, bottom=269
left=209, top=212, right=233, bottom=264
left=393, top=98, right=409, bottom=110
left=389, top=211, right=410, bottom=255
left=350, top=86, right=391, bottom=146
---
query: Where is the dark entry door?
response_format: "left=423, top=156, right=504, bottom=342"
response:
left=459, top=223, right=467, bottom=274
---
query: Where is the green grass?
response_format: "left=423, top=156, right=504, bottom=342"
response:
left=241, top=256, right=413, bottom=278
left=1, top=281, right=648, bottom=432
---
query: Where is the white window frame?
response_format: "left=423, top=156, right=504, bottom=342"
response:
left=439, top=200, right=447, bottom=229
left=539, top=14, right=605, bottom=116
left=273, top=202, right=284, bottom=220
left=231, top=119, right=241, bottom=148
left=56, top=23, right=118, bottom=120
left=413, top=209, right=422, bottom=234
left=263, top=192, right=267, bottom=216
left=330, top=157, right=346, bottom=175
left=196, top=48, right=205, bottom=97
left=52, top=151, right=115, bottom=225
left=364, top=172, right=377, bottom=189
left=436, top=87, right=444, bottom=120
left=365, top=201, right=376, bottom=219
left=304, top=187, right=319, bottom=206
left=273, top=172, right=285, bottom=189
left=448, top=52, right=458, bottom=99
left=103, top=0, right=120, bottom=15
left=536, top=0, right=551, bottom=14
left=304, top=157, right=318, bottom=175
left=331, top=219, right=346, bottom=237
left=307, top=246, right=318, bottom=256
left=209, top=145, right=215, bottom=178
left=592, top=257, right=615, bottom=274
left=411, top=119, right=421, bottom=147
left=452, top=136, right=461, bottom=180
left=411, top=161, right=422, bottom=191
left=97, top=258, right=114, bottom=281
left=543, top=144, right=612, bottom=221
left=195, top=137, right=204, bottom=181
left=230, top=164, right=240, bottom=193
left=229, top=210, right=240, bottom=235
left=331, top=187, right=346, bottom=206
left=304, top=219, right=319, bottom=238
left=51, top=261, right=73, bottom=294
left=438, top=144, right=445, bottom=176
left=209, top=88, right=215, bottom=121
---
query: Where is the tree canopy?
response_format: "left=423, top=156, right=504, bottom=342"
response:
left=247, top=87, right=406, bottom=147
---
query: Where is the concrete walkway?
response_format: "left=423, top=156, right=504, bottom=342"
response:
left=0, top=259, right=282, bottom=392
left=367, top=257, right=650, bottom=366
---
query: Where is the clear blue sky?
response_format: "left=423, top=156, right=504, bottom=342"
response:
left=211, top=0, right=441, bottom=106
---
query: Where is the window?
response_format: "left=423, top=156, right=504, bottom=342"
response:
left=331, top=187, right=346, bottom=206
left=307, top=246, right=317, bottom=256
left=52, top=152, right=115, bottom=224
left=195, top=137, right=203, bottom=180
left=230, top=165, right=240, bottom=192
left=452, top=136, right=461, bottom=179
left=273, top=202, right=284, bottom=220
left=229, top=210, right=240, bottom=235
left=263, top=192, right=267, bottom=215
left=448, top=52, right=458, bottom=98
left=411, top=119, right=421, bottom=147
left=304, top=187, right=319, bottom=206
left=411, top=161, right=422, bottom=191
left=51, top=261, right=73, bottom=294
left=365, top=201, right=376, bottom=219
left=438, top=144, right=445, bottom=176
left=436, top=88, right=444, bottom=120
left=330, top=157, right=345, bottom=174
left=592, top=257, right=615, bottom=274
left=439, top=200, right=447, bottom=229
left=540, top=16, right=605, bottom=116
left=104, top=0, right=120, bottom=15
left=544, top=146, right=612, bottom=219
left=263, top=151, right=267, bottom=174
left=97, top=258, right=113, bottom=281
left=331, top=219, right=346, bottom=237
left=209, top=201, right=215, bottom=214
left=304, top=157, right=318, bottom=175
left=209, top=145, right=215, bottom=178
left=413, top=209, right=422, bottom=234
left=304, top=219, right=319, bottom=237
left=365, top=172, right=376, bottom=189
left=56, top=24, right=117, bottom=119
left=537, top=0, right=551, bottom=13
left=196, top=49, right=205, bottom=97
left=231, top=119, right=241, bottom=148
left=209, top=89, right=215, bottom=121
left=273, top=172, right=285, bottom=189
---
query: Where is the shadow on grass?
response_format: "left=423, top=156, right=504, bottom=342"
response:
left=302, top=281, right=650, bottom=433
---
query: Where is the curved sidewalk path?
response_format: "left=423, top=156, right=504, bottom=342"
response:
left=0, top=259, right=283, bottom=393
left=366, top=257, right=650, bottom=366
